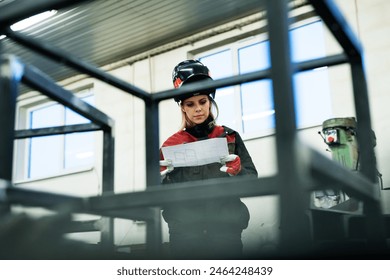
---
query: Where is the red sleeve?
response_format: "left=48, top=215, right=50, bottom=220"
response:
left=160, top=130, right=198, bottom=162
left=162, top=131, right=197, bottom=147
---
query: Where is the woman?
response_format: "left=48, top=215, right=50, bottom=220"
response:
left=160, top=60, right=258, bottom=259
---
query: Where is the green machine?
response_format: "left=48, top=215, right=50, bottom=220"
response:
left=314, top=117, right=360, bottom=209
left=322, top=117, right=360, bottom=169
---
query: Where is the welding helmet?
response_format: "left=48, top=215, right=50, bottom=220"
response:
left=172, top=59, right=215, bottom=102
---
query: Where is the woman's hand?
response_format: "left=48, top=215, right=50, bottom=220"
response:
left=160, top=159, right=174, bottom=178
left=220, top=154, right=241, bottom=176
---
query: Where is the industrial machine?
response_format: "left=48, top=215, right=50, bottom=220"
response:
left=314, top=117, right=359, bottom=209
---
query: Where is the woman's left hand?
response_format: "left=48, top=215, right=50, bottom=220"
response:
left=220, top=154, right=241, bottom=176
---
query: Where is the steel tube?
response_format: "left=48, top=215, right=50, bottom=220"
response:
left=6, top=29, right=151, bottom=102
left=309, top=149, right=379, bottom=202
left=0, top=56, right=23, bottom=181
left=350, top=57, right=386, bottom=250
left=14, top=123, right=102, bottom=139
left=309, top=0, right=363, bottom=57
left=22, top=64, right=114, bottom=130
left=100, top=129, right=116, bottom=249
left=153, top=53, right=347, bottom=103
left=87, top=176, right=276, bottom=211
left=3, top=176, right=275, bottom=211
left=144, top=100, right=162, bottom=256
left=266, top=0, right=311, bottom=254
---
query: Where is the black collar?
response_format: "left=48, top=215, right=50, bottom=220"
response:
left=186, top=116, right=215, bottom=139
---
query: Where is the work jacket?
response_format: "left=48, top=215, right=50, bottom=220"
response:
left=160, top=119, right=258, bottom=234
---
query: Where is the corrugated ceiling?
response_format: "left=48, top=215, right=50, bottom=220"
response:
left=0, top=0, right=267, bottom=83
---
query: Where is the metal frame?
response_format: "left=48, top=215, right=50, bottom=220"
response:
left=0, top=0, right=386, bottom=258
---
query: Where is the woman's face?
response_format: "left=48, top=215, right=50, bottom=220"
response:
left=181, top=94, right=210, bottom=125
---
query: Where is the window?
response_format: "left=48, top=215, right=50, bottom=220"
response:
left=19, top=89, right=95, bottom=180
left=197, top=20, right=332, bottom=138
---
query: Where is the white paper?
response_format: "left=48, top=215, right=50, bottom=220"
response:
left=161, top=138, right=229, bottom=167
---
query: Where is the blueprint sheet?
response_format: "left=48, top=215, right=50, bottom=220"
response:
left=161, top=138, right=229, bottom=167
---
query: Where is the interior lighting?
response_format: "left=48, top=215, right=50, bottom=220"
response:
left=10, top=10, right=57, bottom=31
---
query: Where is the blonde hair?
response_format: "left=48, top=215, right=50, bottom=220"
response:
left=179, top=96, right=219, bottom=131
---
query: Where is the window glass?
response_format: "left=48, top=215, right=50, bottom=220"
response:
left=290, top=21, right=327, bottom=62
left=240, top=81, right=274, bottom=134
left=293, top=69, right=332, bottom=127
left=199, top=50, right=238, bottom=130
left=197, top=20, right=332, bottom=138
left=64, top=132, right=94, bottom=169
left=291, top=21, right=332, bottom=127
left=29, top=135, right=64, bottom=178
left=29, top=104, right=64, bottom=178
left=64, top=95, right=95, bottom=169
left=239, top=41, right=274, bottom=134
left=239, top=41, right=270, bottom=73
left=27, top=93, right=95, bottom=179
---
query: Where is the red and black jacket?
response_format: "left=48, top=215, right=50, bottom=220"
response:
left=160, top=121, right=257, bottom=232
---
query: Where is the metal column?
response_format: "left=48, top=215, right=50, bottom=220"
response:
left=0, top=56, right=22, bottom=181
left=144, top=99, right=162, bottom=256
left=100, top=129, right=116, bottom=249
left=266, top=0, right=311, bottom=255
left=0, top=56, right=23, bottom=214
left=310, top=0, right=386, bottom=253
left=350, top=59, right=386, bottom=251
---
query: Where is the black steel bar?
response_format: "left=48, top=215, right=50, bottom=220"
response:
left=350, top=61, right=378, bottom=187
left=87, top=176, right=277, bottom=211
left=4, top=177, right=275, bottom=211
left=0, top=56, right=22, bottom=181
left=22, top=64, right=114, bottom=130
left=309, top=0, right=363, bottom=58
left=14, top=123, right=102, bottom=139
left=350, top=59, right=386, bottom=250
left=100, top=217, right=114, bottom=250
left=97, top=208, right=159, bottom=221
left=0, top=180, right=12, bottom=202
left=0, top=0, right=383, bottom=257
left=66, top=219, right=101, bottom=233
left=6, top=27, right=347, bottom=106
left=310, top=0, right=385, bottom=250
left=100, top=130, right=116, bottom=249
left=153, top=53, right=347, bottom=103
left=0, top=0, right=92, bottom=28
left=296, top=53, right=347, bottom=72
left=309, top=149, right=379, bottom=202
left=147, top=208, right=162, bottom=255
left=2, top=177, right=276, bottom=220
left=5, top=29, right=151, bottom=102
left=4, top=157, right=382, bottom=217
left=153, top=69, right=271, bottom=102
left=266, top=0, right=311, bottom=254
left=144, top=99, right=162, bottom=256
left=3, top=182, right=156, bottom=221
left=6, top=185, right=86, bottom=209
left=102, top=131, right=115, bottom=194
left=145, top=101, right=161, bottom=189
left=0, top=157, right=13, bottom=214
left=20, top=60, right=117, bottom=250
left=3, top=145, right=380, bottom=214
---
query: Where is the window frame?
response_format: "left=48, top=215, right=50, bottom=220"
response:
left=13, top=86, right=96, bottom=182
left=193, top=17, right=332, bottom=140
